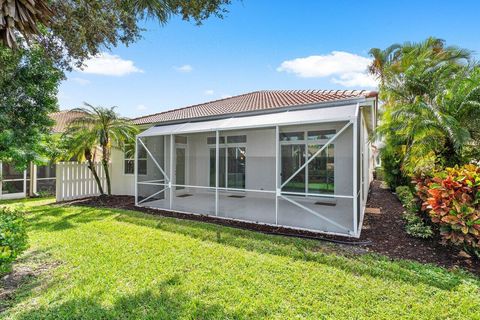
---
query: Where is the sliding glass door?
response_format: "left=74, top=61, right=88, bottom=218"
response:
left=307, top=144, right=334, bottom=194
left=209, top=148, right=226, bottom=188
left=281, top=144, right=305, bottom=193
left=175, top=147, right=186, bottom=190
left=280, top=129, right=335, bottom=195
left=209, top=145, right=246, bottom=190
left=227, top=147, right=246, bottom=189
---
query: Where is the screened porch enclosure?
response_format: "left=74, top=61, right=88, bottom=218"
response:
left=135, top=104, right=369, bottom=237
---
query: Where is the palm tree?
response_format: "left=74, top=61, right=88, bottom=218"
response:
left=368, top=44, right=401, bottom=84
left=64, top=103, right=138, bottom=195
left=375, top=38, right=476, bottom=174
left=0, top=0, right=53, bottom=48
left=62, top=122, right=105, bottom=195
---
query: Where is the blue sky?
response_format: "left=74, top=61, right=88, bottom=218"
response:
left=58, top=0, right=480, bottom=118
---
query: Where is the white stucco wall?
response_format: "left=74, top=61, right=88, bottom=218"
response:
left=111, top=148, right=135, bottom=195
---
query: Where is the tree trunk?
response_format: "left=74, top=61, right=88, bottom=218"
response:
left=85, top=149, right=104, bottom=195
left=101, top=143, right=112, bottom=195
left=102, top=159, right=112, bottom=195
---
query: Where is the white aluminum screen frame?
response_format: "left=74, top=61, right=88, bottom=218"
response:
left=135, top=103, right=364, bottom=237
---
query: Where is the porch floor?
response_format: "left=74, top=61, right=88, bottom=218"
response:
left=140, top=190, right=354, bottom=234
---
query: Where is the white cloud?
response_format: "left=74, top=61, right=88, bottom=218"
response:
left=71, top=77, right=90, bottom=85
left=174, top=64, right=193, bottom=73
left=78, top=52, right=143, bottom=76
left=204, top=89, right=215, bottom=95
left=332, top=72, right=378, bottom=87
left=277, top=51, right=377, bottom=88
left=136, top=104, right=147, bottom=111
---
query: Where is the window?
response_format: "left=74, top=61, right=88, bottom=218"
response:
left=175, top=136, right=188, bottom=144
left=226, top=135, right=246, bottom=143
left=124, top=144, right=147, bottom=175
left=307, top=130, right=336, bottom=140
left=207, top=135, right=247, bottom=145
left=280, top=129, right=336, bottom=194
left=280, top=132, right=304, bottom=142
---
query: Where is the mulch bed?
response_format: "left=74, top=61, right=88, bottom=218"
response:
left=362, top=180, right=479, bottom=274
left=65, top=181, right=480, bottom=275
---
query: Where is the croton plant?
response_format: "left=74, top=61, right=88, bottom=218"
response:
left=416, top=164, right=480, bottom=256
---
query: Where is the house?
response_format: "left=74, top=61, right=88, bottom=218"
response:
left=0, top=110, right=85, bottom=200
left=109, top=90, right=378, bottom=237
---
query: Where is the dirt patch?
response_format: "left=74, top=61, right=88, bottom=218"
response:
left=67, top=183, right=480, bottom=275
left=0, top=251, right=61, bottom=313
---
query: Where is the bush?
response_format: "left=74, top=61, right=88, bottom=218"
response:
left=396, top=186, right=417, bottom=211
left=403, top=212, right=434, bottom=238
left=416, top=164, right=480, bottom=257
left=0, top=208, right=28, bottom=274
left=395, top=186, right=433, bottom=239
left=380, top=143, right=410, bottom=190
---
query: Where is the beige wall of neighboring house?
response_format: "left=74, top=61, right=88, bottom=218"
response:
left=111, top=148, right=135, bottom=195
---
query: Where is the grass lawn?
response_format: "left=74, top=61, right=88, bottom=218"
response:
left=1, top=198, right=480, bottom=319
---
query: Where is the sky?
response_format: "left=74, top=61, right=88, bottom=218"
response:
left=58, top=0, right=480, bottom=118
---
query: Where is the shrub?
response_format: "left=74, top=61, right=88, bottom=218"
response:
left=416, top=164, right=480, bottom=257
left=0, top=208, right=28, bottom=274
left=380, top=145, right=410, bottom=190
left=403, top=212, right=434, bottom=238
left=395, top=186, right=418, bottom=211
left=395, top=186, right=433, bottom=239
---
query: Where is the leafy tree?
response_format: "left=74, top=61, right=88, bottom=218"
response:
left=370, top=37, right=480, bottom=182
left=0, top=44, right=63, bottom=170
left=63, top=104, right=139, bottom=195
left=1, top=0, right=232, bottom=69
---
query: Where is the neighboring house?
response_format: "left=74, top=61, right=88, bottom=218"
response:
left=0, top=110, right=85, bottom=199
left=109, top=90, right=378, bottom=237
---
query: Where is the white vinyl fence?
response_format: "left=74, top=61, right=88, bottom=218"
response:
left=56, top=162, right=109, bottom=202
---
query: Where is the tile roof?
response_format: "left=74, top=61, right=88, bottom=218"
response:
left=132, top=90, right=377, bottom=125
left=49, top=110, right=85, bottom=133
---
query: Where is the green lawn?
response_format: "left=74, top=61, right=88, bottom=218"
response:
left=1, top=198, right=480, bottom=319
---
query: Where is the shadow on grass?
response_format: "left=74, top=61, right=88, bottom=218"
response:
left=0, top=197, right=55, bottom=207
left=24, top=205, right=114, bottom=232
left=13, top=274, right=264, bottom=320
left=114, top=212, right=480, bottom=292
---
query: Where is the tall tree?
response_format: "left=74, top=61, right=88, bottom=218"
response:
left=63, top=104, right=138, bottom=195
left=370, top=37, right=478, bottom=180
left=0, top=43, right=63, bottom=169
left=368, top=44, right=401, bottom=85
left=61, top=114, right=105, bottom=195
left=1, top=0, right=232, bottom=70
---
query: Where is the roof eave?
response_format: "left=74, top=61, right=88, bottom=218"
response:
left=134, top=95, right=376, bottom=128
